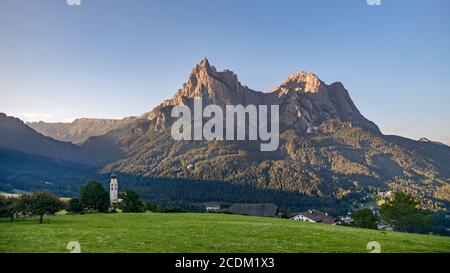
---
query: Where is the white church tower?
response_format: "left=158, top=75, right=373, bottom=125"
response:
left=110, top=175, right=118, bottom=203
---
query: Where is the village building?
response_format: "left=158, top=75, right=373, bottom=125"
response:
left=336, top=213, right=354, bottom=225
left=377, top=190, right=392, bottom=199
left=290, top=210, right=336, bottom=225
left=202, top=202, right=221, bottom=212
left=227, top=203, right=279, bottom=218
left=377, top=224, right=394, bottom=231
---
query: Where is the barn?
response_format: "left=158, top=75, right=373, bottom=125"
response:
left=227, top=203, right=279, bottom=218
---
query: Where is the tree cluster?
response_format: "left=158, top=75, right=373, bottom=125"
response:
left=67, top=181, right=146, bottom=213
left=0, top=191, right=65, bottom=223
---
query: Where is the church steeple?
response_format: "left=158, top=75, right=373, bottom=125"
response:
left=110, top=175, right=118, bottom=203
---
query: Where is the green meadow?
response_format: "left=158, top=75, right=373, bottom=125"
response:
left=1, top=213, right=449, bottom=253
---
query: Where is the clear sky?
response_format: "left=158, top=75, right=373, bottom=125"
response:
left=0, top=0, right=449, bottom=144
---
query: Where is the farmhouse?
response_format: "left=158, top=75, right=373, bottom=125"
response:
left=290, top=210, right=336, bottom=225
left=203, top=202, right=221, bottom=212
left=227, top=203, right=279, bottom=218
left=377, top=224, right=394, bottom=231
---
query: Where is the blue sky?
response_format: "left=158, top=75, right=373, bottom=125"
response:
left=0, top=0, right=449, bottom=144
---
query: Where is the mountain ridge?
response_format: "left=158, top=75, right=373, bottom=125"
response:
left=27, top=116, right=140, bottom=144
left=140, top=58, right=380, bottom=134
left=1, top=59, right=449, bottom=210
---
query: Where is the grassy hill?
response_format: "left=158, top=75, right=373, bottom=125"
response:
left=0, top=213, right=449, bottom=253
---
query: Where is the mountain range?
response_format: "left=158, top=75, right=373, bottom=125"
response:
left=1, top=58, right=449, bottom=211
left=27, top=118, right=127, bottom=144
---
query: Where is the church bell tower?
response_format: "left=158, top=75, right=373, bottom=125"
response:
left=110, top=175, right=118, bottom=203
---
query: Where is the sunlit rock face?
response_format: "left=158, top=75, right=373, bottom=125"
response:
left=143, top=58, right=380, bottom=134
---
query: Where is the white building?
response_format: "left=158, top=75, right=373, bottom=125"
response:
left=205, top=205, right=221, bottom=212
left=290, top=210, right=336, bottom=225
left=378, top=190, right=392, bottom=199
left=203, top=202, right=221, bottom=212
left=110, top=175, right=119, bottom=203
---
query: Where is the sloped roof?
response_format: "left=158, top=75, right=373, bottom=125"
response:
left=228, top=203, right=279, bottom=217
left=202, top=201, right=221, bottom=207
left=293, top=210, right=336, bottom=224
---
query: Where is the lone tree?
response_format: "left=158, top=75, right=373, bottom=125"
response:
left=29, top=191, right=65, bottom=223
left=352, top=207, right=378, bottom=229
left=380, top=192, right=431, bottom=233
left=80, top=181, right=110, bottom=213
left=120, top=190, right=145, bottom=213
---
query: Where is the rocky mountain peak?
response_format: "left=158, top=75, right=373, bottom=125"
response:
left=266, top=71, right=379, bottom=132
left=191, top=57, right=216, bottom=77
left=274, top=71, right=324, bottom=95
left=142, top=59, right=380, bottom=133
left=198, top=57, right=213, bottom=69
left=161, top=58, right=253, bottom=108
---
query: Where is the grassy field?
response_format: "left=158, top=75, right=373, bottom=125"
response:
left=1, top=213, right=449, bottom=253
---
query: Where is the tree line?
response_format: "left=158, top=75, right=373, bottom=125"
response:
left=68, top=181, right=184, bottom=214
left=0, top=181, right=150, bottom=223
left=349, top=192, right=449, bottom=235
left=0, top=191, right=65, bottom=223
left=2, top=183, right=448, bottom=236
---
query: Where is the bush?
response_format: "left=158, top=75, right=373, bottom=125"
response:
left=352, top=208, right=378, bottom=229
left=68, top=198, right=83, bottom=213
left=79, top=181, right=110, bottom=213
left=380, top=192, right=431, bottom=233
left=120, top=190, right=145, bottom=213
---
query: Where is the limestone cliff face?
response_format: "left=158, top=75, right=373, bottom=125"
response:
left=160, top=58, right=271, bottom=107
left=271, top=72, right=380, bottom=132
left=142, top=58, right=379, bottom=133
